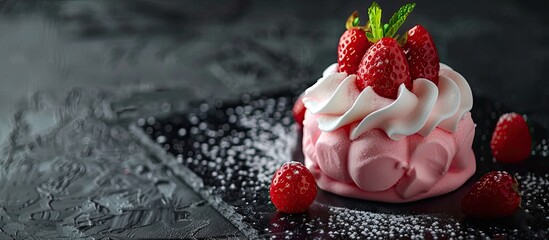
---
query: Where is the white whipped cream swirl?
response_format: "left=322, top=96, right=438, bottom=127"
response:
left=303, top=63, right=473, bottom=140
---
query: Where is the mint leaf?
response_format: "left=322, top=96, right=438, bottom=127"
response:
left=385, top=3, right=416, bottom=38
left=383, top=23, right=389, bottom=35
left=368, top=1, right=383, bottom=42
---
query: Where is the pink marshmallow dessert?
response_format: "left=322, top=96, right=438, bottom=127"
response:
left=302, top=63, right=476, bottom=203
left=300, top=2, right=476, bottom=203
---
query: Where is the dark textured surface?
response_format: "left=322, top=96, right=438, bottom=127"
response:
left=139, top=89, right=549, bottom=239
left=0, top=0, right=548, bottom=238
left=0, top=89, right=243, bottom=239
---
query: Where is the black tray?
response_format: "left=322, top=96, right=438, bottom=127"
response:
left=136, top=87, right=549, bottom=239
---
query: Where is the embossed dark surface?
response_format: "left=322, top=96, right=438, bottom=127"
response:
left=0, top=0, right=548, bottom=239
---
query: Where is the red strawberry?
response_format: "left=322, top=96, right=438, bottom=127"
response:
left=270, top=162, right=317, bottom=213
left=461, top=171, right=521, bottom=218
left=338, top=29, right=371, bottom=74
left=356, top=37, right=412, bottom=99
left=490, top=113, right=532, bottom=163
left=292, top=94, right=306, bottom=127
left=403, top=25, right=440, bottom=84
left=337, top=12, right=371, bottom=74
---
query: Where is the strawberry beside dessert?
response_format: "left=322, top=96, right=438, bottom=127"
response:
left=491, top=113, right=532, bottom=163
left=461, top=171, right=522, bottom=218
left=270, top=162, right=317, bottom=213
left=300, top=2, right=477, bottom=202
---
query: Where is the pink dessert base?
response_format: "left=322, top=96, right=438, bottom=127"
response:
left=303, top=111, right=476, bottom=203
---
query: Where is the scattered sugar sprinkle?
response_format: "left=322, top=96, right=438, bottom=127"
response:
left=143, top=93, right=549, bottom=239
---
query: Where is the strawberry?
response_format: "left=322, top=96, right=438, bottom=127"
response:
left=352, top=2, right=415, bottom=99
left=356, top=37, right=412, bottom=99
left=403, top=25, right=440, bottom=84
left=490, top=113, right=532, bottom=163
left=292, top=94, right=306, bottom=127
left=461, top=171, right=521, bottom=218
left=337, top=11, right=371, bottom=74
left=270, top=161, right=317, bottom=213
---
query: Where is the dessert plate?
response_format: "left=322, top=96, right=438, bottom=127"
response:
left=133, top=87, right=549, bottom=239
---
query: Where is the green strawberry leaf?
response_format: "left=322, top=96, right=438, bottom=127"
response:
left=385, top=3, right=416, bottom=38
left=367, top=1, right=383, bottom=42
left=345, top=11, right=360, bottom=30
left=366, top=31, right=374, bottom=42
left=353, top=17, right=360, bottom=27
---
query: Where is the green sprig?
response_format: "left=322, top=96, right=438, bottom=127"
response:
left=365, top=1, right=416, bottom=44
left=367, top=2, right=383, bottom=42
left=385, top=3, right=416, bottom=38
